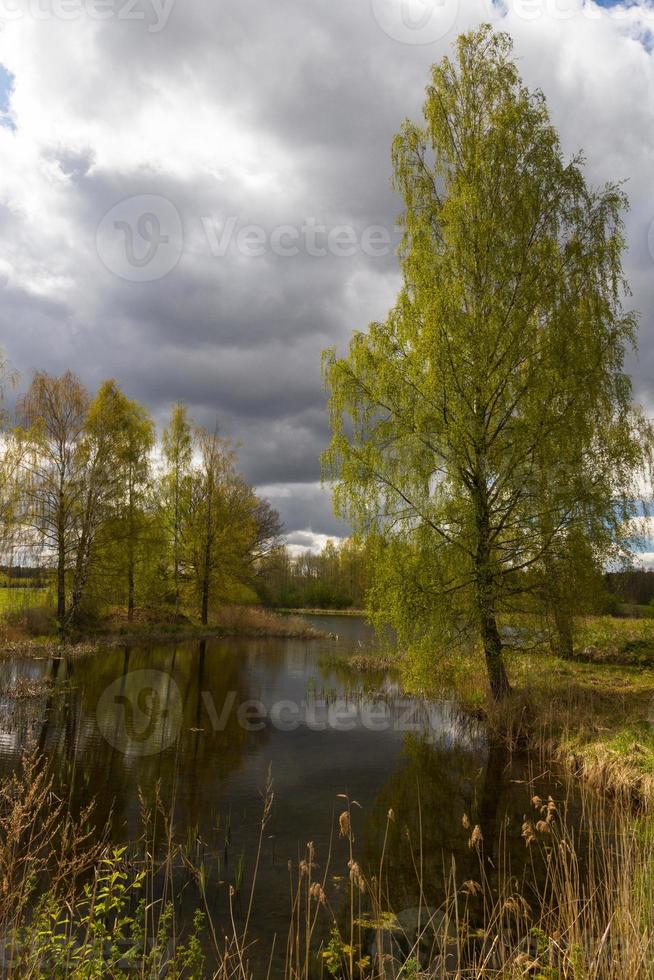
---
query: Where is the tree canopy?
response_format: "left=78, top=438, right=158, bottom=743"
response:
left=323, top=26, right=652, bottom=699
left=1, top=369, right=281, bottom=632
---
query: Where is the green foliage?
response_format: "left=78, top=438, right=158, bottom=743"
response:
left=179, top=428, right=263, bottom=622
left=14, top=849, right=205, bottom=979
left=2, top=371, right=281, bottom=630
left=260, top=537, right=370, bottom=609
left=321, top=926, right=357, bottom=977
left=323, top=26, right=651, bottom=698
left=399, top=957, right=419, bottom=980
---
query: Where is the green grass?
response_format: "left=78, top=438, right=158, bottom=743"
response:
left=616, top=602, right=654, bottom=619
left=508, top=651, right=654, bottom=761
left=364, top=613, right=654, bottom=802
left=0, top=588, right=49, bottom=612
left=573, top=614, right=654, bottom=664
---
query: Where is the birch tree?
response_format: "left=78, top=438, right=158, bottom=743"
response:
left=323, top=27, right=650, bottom=699
left=15, top=371, right=89, bottom=631
left=161, top=403, right=192, bottom=615
left=183, top=428, right=259, bottom=624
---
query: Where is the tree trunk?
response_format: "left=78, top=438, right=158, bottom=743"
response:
left=57, top=537, right=66, bottom=634
left=173, top=471, right=181, bottom=617
left=127, top=476, right=135, bottom=622
left=474, top=481, right=511, bottom=702
left=553, top=605, right=574, bottom=660
left=480, top=608, right=511, bottom=701
left=66, top=508, right=94, bottom=630
left=201, top=569, right=209, bottom=625
left=200, top=513, right=211, bottom=626
left=200, top=469, right=214, bottom=626
left=57, top=484, right=66, bottom=634
left=128, top=563, right=135, bottom=622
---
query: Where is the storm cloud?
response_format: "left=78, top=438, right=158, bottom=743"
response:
left=1, top=0, right=654, bottom=548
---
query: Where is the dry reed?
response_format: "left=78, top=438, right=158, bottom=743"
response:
left=1, top=748, right=653, bottom=978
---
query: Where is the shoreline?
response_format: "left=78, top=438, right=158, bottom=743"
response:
left=0, top=610, right=326, bottom=659
left=322, top=640, right=654, bottom=808
left=274, top=607, right=366, bottom=617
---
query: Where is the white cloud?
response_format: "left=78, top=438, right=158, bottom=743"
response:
left=1, top=0, right=654, bottom=538
left=285, top=530, right=343, bottom=556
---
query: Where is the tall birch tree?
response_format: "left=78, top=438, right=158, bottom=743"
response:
left=323, top=27, right=650, bottom=699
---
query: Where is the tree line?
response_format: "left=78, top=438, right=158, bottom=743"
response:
left=259, top=537, right=370, bottom=609
left=605, top=569, right=654, bottom=609
left=0, top=361, right=281, bottom=633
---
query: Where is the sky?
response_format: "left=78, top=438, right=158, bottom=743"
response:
left=1, top=0, right=654, bottom=552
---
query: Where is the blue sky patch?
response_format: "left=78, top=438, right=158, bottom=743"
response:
left=0, top=64, right=16, bottom=130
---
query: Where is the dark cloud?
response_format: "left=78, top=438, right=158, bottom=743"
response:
left=1, top=1, right=654, bottom=544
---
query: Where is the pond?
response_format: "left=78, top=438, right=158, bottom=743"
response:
left=0, top=615, right=575, bottom=974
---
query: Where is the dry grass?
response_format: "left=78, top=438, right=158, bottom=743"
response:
left=275, top=608, right=366, bottom=617
left=0, top=749, right=206, bottom=977
left=2, top=749, right=653, bottom=978
left=0, top=605, right=324, bottom=660
left=0, top=748, right=103, bottom=938
left=214, top=605, right=322, bottom=638
left=320, top=650, right=398, bottom=675
left=190, top=781, right=654, bottom=979
left=0, top=637, right=103, bottom=660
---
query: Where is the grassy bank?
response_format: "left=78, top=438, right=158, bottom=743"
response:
left=325, top=614, right=654, bottom=807
left=487, top=617, right=654, bottom=806
left=573, top=614, right=654, bottom=664
left=489, top=652, right=654, bottom=807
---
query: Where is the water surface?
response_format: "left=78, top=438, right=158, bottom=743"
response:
left=0, top=616, right=572, bottom=971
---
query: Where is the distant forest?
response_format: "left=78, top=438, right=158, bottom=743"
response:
left=5, top=550, right=654, bottom=614
left=605, top=569, right=654, bottom=607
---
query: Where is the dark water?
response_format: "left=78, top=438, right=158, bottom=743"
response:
left=0, top=616, right=572, bottom=972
